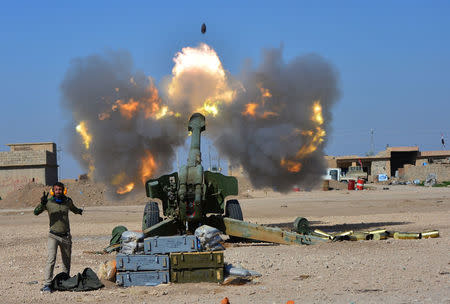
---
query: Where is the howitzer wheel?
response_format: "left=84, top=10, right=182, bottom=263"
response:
left=225, top=199, right=243, bottom=220
left=142, top=202, right=161, bottom=231
left=293, top=217, right=310, bottom=234
left=225, top=199, right=244, bottom=242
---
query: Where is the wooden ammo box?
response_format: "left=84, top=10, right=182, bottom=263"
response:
left=171, top=267, right=224, bottom=283
left=116, top=271, right=170, bottom=287
left=144, top=235, right=200, bottom=254
left=116, top=254, right=169, bottom=271
left=170, top=251, right=224, bottom=269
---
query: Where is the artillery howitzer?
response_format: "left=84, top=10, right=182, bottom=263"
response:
left=142, top=113, right=322, bottom=245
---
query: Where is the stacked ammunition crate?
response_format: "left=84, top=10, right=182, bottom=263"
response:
left=170, top=251, right=224, bottom=283
left=116, top=235, right=224, bottom=286
left=116, top=253, right=170, bottom=287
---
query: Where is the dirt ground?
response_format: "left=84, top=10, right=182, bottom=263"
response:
left=0, top=185, right=449, bottom=304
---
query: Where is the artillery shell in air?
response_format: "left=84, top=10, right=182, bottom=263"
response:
left=201, top=23, right=206, bottom=34
left=393, top=232, right=422, bottom=240
left=421, top=230, right=439, bottom=238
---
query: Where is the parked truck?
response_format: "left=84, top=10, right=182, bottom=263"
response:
left=340, top=166, right=367, bottom=182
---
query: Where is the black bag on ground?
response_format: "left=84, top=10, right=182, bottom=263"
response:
left=51, top=268, right=104, bottom=291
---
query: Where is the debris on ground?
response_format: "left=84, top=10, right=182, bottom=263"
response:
left=224, top=263, right=261, bottom=278
left=424, top=173, right=437, bottom=186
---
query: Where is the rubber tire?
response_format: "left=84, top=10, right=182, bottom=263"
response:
left=225, top=199, right=243, bottom=220
left=142, top=202, right=160, bottom=231
left=225, top=199, right=244, bottom=242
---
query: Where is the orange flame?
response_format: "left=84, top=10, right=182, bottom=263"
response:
left=117, top=183, right=135, bottom=195
left=295, top=127, right=326, bottom=158
left=280, top=100, right=326, bottom=172
left=242, top=103, right=279, bottom=119
left=312, top=101, right=324, bottom=125
left=242, top=103, right=259, bottom=116
left=106, top=82, right=171, bottom=121
left=112, top=172, right=135, bottom=194
left=81, top=154, right=95, bottom=178
left=117, top=99, right=139, bottom=119
left=241, top=85, right=278, bottom=119
left=260, top=86, right=272, bottom=98
left=280, top=159, right=303, bottom=173
left=168, top=43, right=235, bottom=117
left=140, top=150, right=157, bottom=185
left=76, top=121, right=92, bottom=150
left=262, top=111, right=279, bottom=118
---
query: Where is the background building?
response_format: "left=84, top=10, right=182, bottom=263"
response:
left=0, top=142, right=58, bottom=198
left=326, top=146, right=450, bottom=182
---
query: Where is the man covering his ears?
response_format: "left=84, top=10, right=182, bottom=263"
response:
left=34, top=181, right=83, bottom=293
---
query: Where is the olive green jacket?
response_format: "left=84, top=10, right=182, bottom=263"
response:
left=34, top=196, right=82, bottom=234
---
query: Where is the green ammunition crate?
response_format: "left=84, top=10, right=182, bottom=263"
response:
left=170, top=251, right=224, bottom=269
left=170, top=267, right=224, bottom=283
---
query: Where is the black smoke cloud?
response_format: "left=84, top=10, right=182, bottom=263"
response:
left=61, top=46, right=339, bottom=195
left=61, top=50, right=185, bottom=194
left=209, top=48, right=339, bottom=192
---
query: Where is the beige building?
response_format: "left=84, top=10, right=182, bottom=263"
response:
left=326, top=146, right=450, bottom=182
left=0, top=142, right=58, bottom=198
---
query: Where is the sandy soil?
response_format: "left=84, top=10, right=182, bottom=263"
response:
left=0, top=185, right=449, bottom=304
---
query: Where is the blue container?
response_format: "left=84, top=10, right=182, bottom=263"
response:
left=144, top=235, right=200, bottom=254
left=116, top=254, right=169, bottom=271
left=116, top=271, right=170, bottom=287
left=378, top=174, right=388, bottom=182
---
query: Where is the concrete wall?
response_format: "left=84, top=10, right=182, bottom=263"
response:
left=0, top=167, right=46, bottom=196
left=402, top=164, right=450, bottom=182
left=0, top=143, right=58, bottom=198
left=0, top=150, right=56, bottom=167
left=371, top=160, right=390, bottom=177
left=8, top=142, right=56, bottom=153
left=45, top=166, right=58, bottom=186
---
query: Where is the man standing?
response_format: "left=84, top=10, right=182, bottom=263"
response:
left=34, top=182, right=83, bottom=293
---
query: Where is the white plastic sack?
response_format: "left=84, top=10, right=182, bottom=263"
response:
left=195, top=225, right=224, bottom=251
left=120, top=241, right=136, bottom=254
left=195, top=225, right=221, bottom=240
left=121, top=231, right=144, bottom=242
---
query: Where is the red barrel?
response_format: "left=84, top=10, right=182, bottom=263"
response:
left=348, top=179, right=355, bottom=190
left=356, top=178, right=365, bottom=190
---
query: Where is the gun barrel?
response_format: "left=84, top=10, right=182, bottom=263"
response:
left=187, top=113, right=206, bottom=166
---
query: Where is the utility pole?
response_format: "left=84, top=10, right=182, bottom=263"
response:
left=57, top=146, right=62, bottom=179
left=370, top=129, right=374, bottom=156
